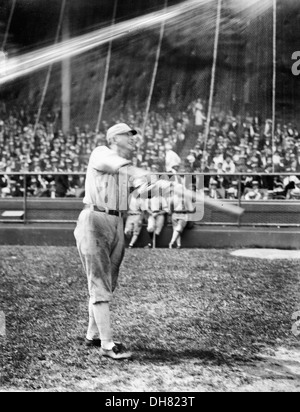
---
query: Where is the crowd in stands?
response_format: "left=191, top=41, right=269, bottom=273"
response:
left=1, top=100, right=300, bottom=201
left=184, top=104, right=300, bottom=200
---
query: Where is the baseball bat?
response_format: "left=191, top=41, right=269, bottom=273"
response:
left=176, top=184, right=245, bottom=217
left=202, top=196, right=244, bottom=216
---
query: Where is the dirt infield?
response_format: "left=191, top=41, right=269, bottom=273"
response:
left=231, top=249, right=300, bottom=260
left=0, top=247, right=299, bottom=392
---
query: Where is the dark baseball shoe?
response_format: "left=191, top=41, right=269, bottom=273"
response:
left=100, top=342, right=132, bottom=360
left=85, top=338, right=101, bottom=348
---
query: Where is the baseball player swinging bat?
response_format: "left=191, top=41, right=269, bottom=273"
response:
left=74, top=122, right=243, bottom=361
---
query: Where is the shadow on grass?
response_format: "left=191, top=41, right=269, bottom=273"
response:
left=134, top=346, right=257, bottom=366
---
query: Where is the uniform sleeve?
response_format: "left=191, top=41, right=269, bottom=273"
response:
left=90, top=146, right=131, bottom=174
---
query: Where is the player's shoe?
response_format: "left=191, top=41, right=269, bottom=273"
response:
left=169, top=243, right=173, bottom=249
left=144, top=243, right=152, bottom=249
left=85, top=338, right=101, bottom=348
left=177, top=245, right=181, bottom=249
left=129, top=244, right=133, bottom=249
left=100, top=342, right=132, bottom=360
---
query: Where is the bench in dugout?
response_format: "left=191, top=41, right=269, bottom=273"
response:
left=1, top=211, right=25, bottom=221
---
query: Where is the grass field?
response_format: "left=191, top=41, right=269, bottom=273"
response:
left=0, top=247, right=300, bottom=392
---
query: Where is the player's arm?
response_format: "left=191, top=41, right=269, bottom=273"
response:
left=119, top=165, right=154, bottom=191
left=90, top=146, right=131, bottom=174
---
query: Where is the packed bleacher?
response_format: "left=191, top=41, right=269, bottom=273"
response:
left=184, top=104, right=300, bottom=200
left=1, top=99, right=300, bottom=200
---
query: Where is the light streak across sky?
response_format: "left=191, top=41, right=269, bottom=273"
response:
left=0, top=0, right=273, bottom=85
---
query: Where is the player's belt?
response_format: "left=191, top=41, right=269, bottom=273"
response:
left=84, top=204, right=121, bottom=217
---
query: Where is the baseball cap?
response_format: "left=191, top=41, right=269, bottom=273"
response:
left=248, top=191, right=256, bottom=199
left=106, top=123, right=137, bottom=143
left=187, top=155, right=195, bottom=163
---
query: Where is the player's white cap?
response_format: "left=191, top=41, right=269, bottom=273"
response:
left=106, top=123, right=137, bottom=143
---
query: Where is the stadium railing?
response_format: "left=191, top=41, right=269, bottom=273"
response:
left=0, top=172, right=300, bottom=227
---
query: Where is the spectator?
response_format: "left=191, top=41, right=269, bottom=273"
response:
left=287, top=180, right=300, bottom=200
left=226, top=180, right=239, bottom=199
left=227, top=187, right=237, bottom=200
left=244, top=190, right=262, bottom=201
left=193, top=98, right=206, bottom=130
left=222, top=154, right=236, bottom=174
left=165, top=143, right=181, bottom=173
left=251, top=180, right=266, bottom=200
left=208, top=179, right=223, bottom=199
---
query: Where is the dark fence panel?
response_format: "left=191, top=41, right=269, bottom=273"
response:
left=1, top=198, right=300, bottom=227
left=1, top=173, right=300, bottom=227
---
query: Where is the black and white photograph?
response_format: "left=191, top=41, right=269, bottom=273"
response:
left=0, top=0, right=300, bottom=394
